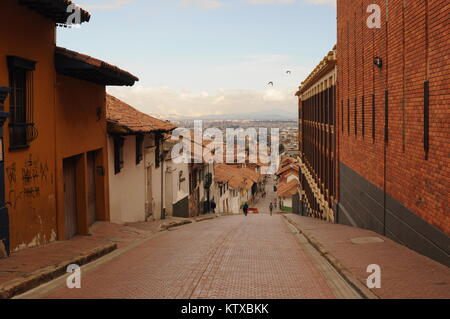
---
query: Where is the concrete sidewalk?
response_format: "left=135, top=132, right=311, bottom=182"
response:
left=0, top=214, right=218, bottom=299
left=284, top=214, right=450, bottom=299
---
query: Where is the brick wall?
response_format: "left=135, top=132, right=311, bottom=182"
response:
left=337, top=0, right=449, bottom=235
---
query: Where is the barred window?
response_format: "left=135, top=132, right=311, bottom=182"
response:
left=136, top=134, right=144, bottom=165
left=7, top=56, right=37, bottom=150
left=113, top=136, right=125, bottom=174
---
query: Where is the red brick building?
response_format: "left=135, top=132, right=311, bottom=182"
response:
left=335, top=0, right=449, bottom=266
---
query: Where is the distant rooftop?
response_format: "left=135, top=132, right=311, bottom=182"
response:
left=106, top=94, right=176, bottom=134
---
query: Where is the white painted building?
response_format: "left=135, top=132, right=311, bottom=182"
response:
left=164, top=148, right=190, bottom=218
left=213, top=164, right=261, bottom=215
left=106, top=95, right=176, bottom=224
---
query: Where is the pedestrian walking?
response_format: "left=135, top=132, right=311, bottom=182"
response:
left=269, top=202, right=273, bottom=216
left=242, top=202, right=249, bottom=216
left=211, top=199, right=216, bottom=213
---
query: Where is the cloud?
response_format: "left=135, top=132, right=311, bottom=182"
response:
left=304, top=0, right=335, bottom=6
left=102, top=51, right=311, bottom=120
left=243, top=0, right=335, bottom=5
left=79, top=0, right=134, bottom=10
left=180, top=0, right=224, bottom=9
left=106, top=85, right=298, bottom=119
left=244, top=0, right=295, bottom=4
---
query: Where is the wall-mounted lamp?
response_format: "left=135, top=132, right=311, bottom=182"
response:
left=374, top=57, right=383, bottom=69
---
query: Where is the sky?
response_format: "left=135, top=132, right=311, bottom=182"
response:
left=58, top=0, right=336, bottom=119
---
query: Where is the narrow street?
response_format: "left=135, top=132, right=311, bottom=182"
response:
left=17, top=180, right=360, bottom=299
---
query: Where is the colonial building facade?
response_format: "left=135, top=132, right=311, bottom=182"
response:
left=106, top=95, right=175, bottom=223
left=0, top=0, right=138, bottom=255
left=296, top=48, right=337, bottom=222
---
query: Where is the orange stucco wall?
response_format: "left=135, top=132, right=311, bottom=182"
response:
left=0, top=0, right=110, bottom=250
left=55, top=75, right=110, bottom=239
left=0, top=0, right=58, bottom=251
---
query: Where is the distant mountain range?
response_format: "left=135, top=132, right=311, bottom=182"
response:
left=153, top=109, right=297, bottom=121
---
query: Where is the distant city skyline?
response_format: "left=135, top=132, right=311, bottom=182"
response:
left=58, top=0, right=336, bottom=119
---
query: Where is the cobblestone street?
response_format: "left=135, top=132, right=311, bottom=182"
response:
left=18, top=211, right=359, bottom=299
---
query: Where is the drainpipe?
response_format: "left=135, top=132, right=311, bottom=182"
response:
left=160, top=134, right=165, bottom=220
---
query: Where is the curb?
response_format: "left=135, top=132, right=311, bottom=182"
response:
left=0, top=242, right=117, bottom=299
left=283, top=215, right=380, bottom=299
left=195, top=214, right=218, bottom=222
left=159, top=220, right=192, bottom=231
left=159, top=214, right=219, bottom=231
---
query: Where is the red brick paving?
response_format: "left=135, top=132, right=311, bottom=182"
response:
left=0, top=222, right=155, bottom=289
left=285, top=214, right=450, bottom=299
left=41, top=215, right=338, bottom=299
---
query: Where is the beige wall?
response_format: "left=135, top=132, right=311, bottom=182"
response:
left=108, top=135, right=146, bottom=223
left=165, top=158, right=189, bottom=216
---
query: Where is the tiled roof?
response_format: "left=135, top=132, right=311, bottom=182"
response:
left=214, top=164, right=236, bottom=183
left=214, top=164, right=261, bottom=191
left=106, top=94, right=176, bottom=134
left=55, top=47, right=139, bottom=86
left=277, top=179, right=299, bottom=198
left=280, top=169, right=299, bottom=181
left=276, top=163, right=299, bottom=176
left=19, top=0, right=90, bottom=24
left=281, top=157, right=297, bottom=166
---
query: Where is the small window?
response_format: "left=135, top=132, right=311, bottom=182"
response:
left=113, top=136, right=125, bottom=174
left=178, top=171, right=185, bottom=190
left=424, top=81, right=430, bottom=160
left=155, top=134, right=161, bottom=168
left=136, top=134, right=144, bottom=165
left=354, top=97, right=357, bottom=136
left=372, top=94, right=376, bottom=141
left=347, top=99, right=350, bottom=136
left=362, top=95, right=365, bottom=137
left=7, top=56, right=37, bottom=150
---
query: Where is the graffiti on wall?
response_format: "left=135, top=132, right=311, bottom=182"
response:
left=6, top=154, right=51, bottom=209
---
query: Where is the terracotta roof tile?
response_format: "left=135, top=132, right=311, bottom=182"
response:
left=281, top=157, right=297, bottom=166
left=214, top=164, right=261, bottom=191
left=56, top=47, right=139, bottom=86
left=277, top=179, right=299, bottom=198
left=106, top=94, right=176, bottom=134
left=280, top=169, right=299, bottom=181
left=276, top=163, right=299, bottom=176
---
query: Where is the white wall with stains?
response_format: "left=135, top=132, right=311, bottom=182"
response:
left=108, top=135, right=146, bottom=224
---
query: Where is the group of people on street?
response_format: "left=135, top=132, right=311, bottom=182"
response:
left=240, top=176, right=282, bottom=217
left=240, top=198, right=279, bottom=217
